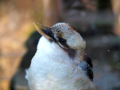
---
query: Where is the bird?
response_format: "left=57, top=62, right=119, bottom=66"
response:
left=25, top=22, right=95, bottom=90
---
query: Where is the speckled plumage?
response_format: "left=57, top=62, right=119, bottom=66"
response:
left=25, top=23, right=95, bottom=90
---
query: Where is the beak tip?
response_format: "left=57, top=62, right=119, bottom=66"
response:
left=33, top=22, right=42, bottom=31
left=33, top=22, right=38, bottom=26
left=32, top=22, right=54, bottom=42
left=33, top=22, right=36, bottom=25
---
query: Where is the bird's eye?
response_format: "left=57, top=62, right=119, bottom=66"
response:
left=59, top=38, right=66, bottom=43
left=58, top=38, right=68, bottom=48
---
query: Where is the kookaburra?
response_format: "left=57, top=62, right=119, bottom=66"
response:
left=25, top=22, right=95, bottom=90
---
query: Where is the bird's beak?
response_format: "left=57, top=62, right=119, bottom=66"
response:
left=33, top=22, right=55, bottom=42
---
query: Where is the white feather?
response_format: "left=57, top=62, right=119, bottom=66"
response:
left=25, top=36, right=95, bottom=90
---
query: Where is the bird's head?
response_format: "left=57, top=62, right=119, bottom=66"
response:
left=33, top=22, right=86, bottom=60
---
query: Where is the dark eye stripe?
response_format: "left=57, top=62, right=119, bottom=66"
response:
left=58, top=37, right=76, bottom=59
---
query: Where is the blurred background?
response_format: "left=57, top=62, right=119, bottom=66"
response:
left=0, top=0, right=120, bottom=90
